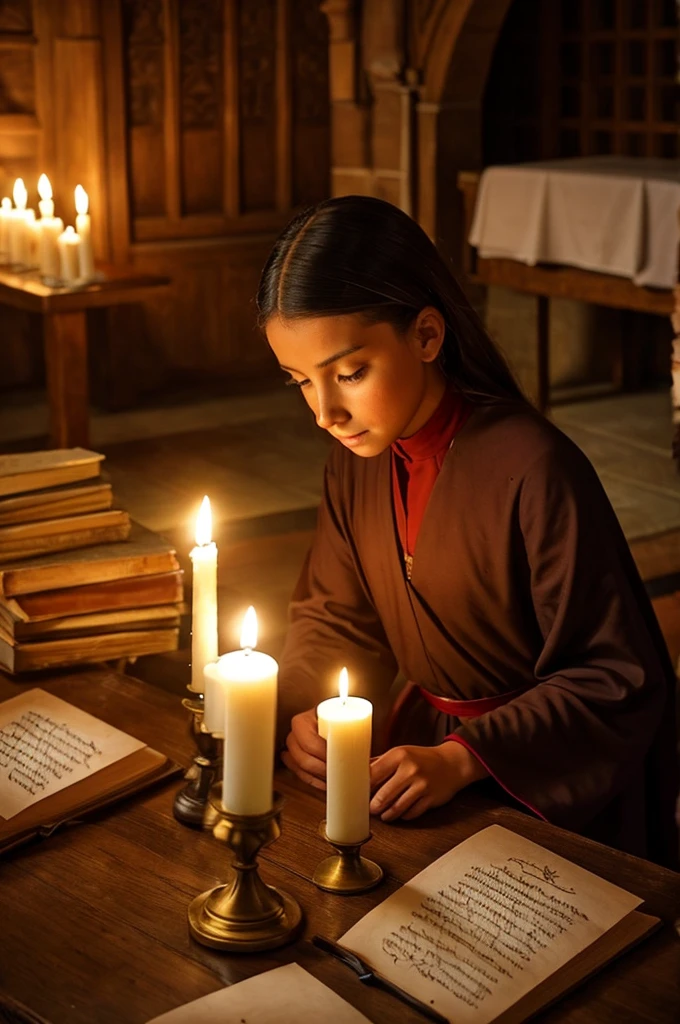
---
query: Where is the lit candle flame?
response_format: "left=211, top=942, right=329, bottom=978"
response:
left=194, top=495, right=212, bottom=546
left=13, top=178, right=27, bottom=211
left=1, top=197, right=11, bottom=212
left=339, top=666, right=349, bottom=703
left=240, top=605, right=257, bottom=651
left=38, top=174, right=52, bottom=201
left=75, top=184, right=89, bottom=216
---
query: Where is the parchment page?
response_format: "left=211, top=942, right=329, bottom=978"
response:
left=145, top=964, right=372, bottom=1024
left=341, top=824, right=642, bottom=1024
left=0, top=689, right=145, bottom=818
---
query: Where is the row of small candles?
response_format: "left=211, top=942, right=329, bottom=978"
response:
left=0, top=175, right=94, bottom=284
left=191, top=496, right=372, bottom=845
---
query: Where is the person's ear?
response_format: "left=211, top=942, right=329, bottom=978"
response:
left=412, top=307, right=446, bottom=363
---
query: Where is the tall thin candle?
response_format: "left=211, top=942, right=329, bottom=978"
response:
left=190, top=495, right=218, bottom=695
left=37, top=174, right=63, bottom=281
left=75, top=184, right=95, bottom=281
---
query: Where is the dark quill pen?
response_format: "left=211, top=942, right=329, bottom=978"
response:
left=312, top=934, right=449, bottom=1024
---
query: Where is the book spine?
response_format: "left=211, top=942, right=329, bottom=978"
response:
left=0, top=523, right=132, bottom=564
left=12, top=571, right=184, bottom=620
left=11, top=627, right=179, bottom=672
left=2, top=553, right=181, bottom=597
left=0, top=492, right=113, bottom=527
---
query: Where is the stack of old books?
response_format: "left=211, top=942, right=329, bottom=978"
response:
left=0, top=448, right=184, bottom=673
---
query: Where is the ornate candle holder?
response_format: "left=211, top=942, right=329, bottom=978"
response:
left=188, top=787, right=303, bottom=951
left=312, top=822, right=384, bottom=894
left=173, top=693, right=222, bottom=830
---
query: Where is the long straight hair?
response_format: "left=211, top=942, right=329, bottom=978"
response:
left=257, top=195, right=528, bottom=405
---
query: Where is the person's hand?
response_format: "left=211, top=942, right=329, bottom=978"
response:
left=369, top=741, right=487, bottom=822
left=281, top=707, right=327, bottom=790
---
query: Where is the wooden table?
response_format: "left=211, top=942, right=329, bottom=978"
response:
left=1, top=667, right=679, bottom=1024
left=0, top=265, right=170, bottom=449
left=457, top=172, right=676, bottom=414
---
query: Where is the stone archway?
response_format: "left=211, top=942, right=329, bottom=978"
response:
left=322, top=0, right=514, bottom=269
left=415, top=0, right=514, bottom=265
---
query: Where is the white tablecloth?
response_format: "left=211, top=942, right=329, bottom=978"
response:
left=469, top=157, right=680, bottom=289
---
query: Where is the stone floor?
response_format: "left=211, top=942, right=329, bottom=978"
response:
left=552, top=390, right=680, bottom=543
left=94, top=386, right=680, bottom=581
left=5, top=384, right=676, bottom=542
left=1, top=385, right=679, bottom=680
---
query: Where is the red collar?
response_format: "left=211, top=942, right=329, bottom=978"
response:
left=391, top=385, right=471, bottom=463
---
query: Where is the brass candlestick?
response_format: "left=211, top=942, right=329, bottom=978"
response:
left=313, top=823, right=384, bottom=894
left=173, top=693, right=222, bottom=830
left=188, top=788, right=304, bottom=952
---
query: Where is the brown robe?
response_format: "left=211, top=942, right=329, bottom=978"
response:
left=278, top=402, right=679, bottom=868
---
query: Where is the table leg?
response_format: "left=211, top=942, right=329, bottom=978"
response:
left=43, top=310, right=90, bottom=448
left=537, top=295, right=550, bottom=414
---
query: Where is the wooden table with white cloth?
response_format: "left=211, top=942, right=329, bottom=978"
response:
left=459, top=157, right=679, bottom=424
left=469, top=156, right=680, bottom=290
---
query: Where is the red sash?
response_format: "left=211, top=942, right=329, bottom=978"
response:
left=382, top=680, right=527, bottom=748
left=418, top=685, right=528, bottom=718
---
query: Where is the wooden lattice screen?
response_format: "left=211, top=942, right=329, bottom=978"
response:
left=484, top=0, right=678, bottom=165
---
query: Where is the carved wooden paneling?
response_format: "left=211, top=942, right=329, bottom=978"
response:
left=0, top=0, right=33, bottom=33
left=291, top=0, right=330, bottom=206
left=178, top=0, right=221, bottom=130
left=179, top=0, right=222, bottom=214
left=117, top=0, right=329, bottom=232
left=0, top=48, right=34, bottom=113
left=101, top=0, right=329, bottom=385
left=238, top=0, right=277, bottom=212
left=122, top=0, right=166, bottom=217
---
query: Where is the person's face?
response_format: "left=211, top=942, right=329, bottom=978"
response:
left=266, top=310, right=446, bottom=458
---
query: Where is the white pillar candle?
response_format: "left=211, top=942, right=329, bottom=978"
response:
left=317, top=667, right=372, bottom=845
left=189, top=495, right=218, bottom=694
left=218, top=606, right=278, bottom=815
left=74, top=184, right=95, bottom=281
left=25, top=209, right=39, bottom=268
left=39, top=215, right=64, bottom=281
left=57, top=225, right=81, bottom=284
left=9, top=178, right=31, bottom=267
left=37, top=174, right=62, bottom=281
left=0, top=197, right=11, bottom=260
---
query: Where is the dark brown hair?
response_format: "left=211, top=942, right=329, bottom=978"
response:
left=257, top=195, right=527, bottom=405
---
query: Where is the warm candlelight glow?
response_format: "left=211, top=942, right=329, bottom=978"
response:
left=38, top=174, right=52, bottom=201
left=13, top=178, right=27, bottom=211
left=339, top=666, right=349, bottom=703
left=75, top=184, right=89, bottom=216
left=240, top=605, right=258, bottom=650
left=1, top=197, right=10, bottom=212
left=194, top=495, right=212, bottom=546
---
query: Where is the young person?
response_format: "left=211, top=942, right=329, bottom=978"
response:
left=257, top=195, right=678, bottom=869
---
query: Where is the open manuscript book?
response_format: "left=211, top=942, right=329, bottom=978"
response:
left=339, top=823, right=660, bottom=1023
left=0, top=688, right=180, bottom=854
